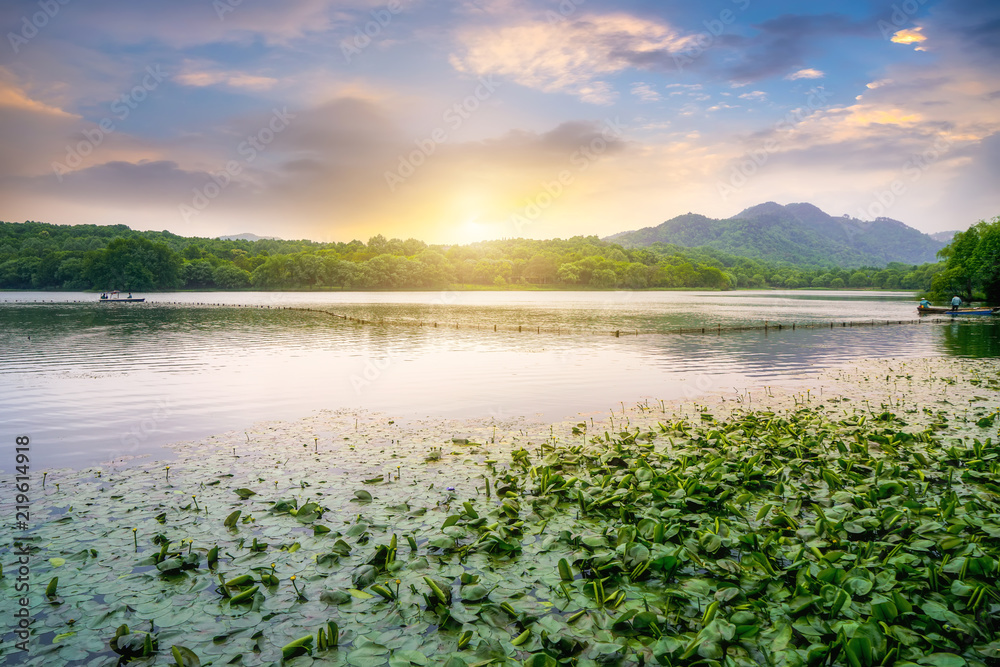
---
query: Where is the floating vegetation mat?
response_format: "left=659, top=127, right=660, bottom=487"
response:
left=2, top=358, right=1000, bottom=666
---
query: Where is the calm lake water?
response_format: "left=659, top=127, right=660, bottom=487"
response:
left=2, top=290, right=996, bottom=469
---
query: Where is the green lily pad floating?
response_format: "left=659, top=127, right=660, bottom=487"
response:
left=460, top=584, right=489, bottom=602
left=10, top=361, right=1000, bottom=667
left=320, top=589, right=352, bottom=605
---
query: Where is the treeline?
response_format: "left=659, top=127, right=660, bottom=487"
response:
left=0, top=220, right=944, bottom=292
left=929, top=216, right=1000, bottom=303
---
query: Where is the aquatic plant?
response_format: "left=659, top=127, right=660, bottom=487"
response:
left=3, top=361, right=999, bottom=665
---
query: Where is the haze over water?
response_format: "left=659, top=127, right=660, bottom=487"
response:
left=2, top=290, right=996, bottom=470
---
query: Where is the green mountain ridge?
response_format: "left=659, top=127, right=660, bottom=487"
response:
left=606, top=202, right=946, bottom=267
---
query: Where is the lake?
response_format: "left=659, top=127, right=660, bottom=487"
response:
left=1, top=289, right=996, bottom=469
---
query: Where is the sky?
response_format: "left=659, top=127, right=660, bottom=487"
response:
left=1, top=0, right=998, bottom=244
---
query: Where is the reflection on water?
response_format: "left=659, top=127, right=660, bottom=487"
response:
left=941, top=320, right=1000, bottom=358
left=1, top=290, right=995, bottom=469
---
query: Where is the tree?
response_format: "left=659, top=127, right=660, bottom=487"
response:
left=557, top=264, right=580, bottom=284
left=213, top=264, right=251, bottom=289
left=251, top=255, right=294, bottom=289
left=590, top=268, right=617, bottom=288
left=182, top=260, right=216, bottom=288
left=934, top=216, right=1000, bottom=303
left=971, top=218, right=1000, bottom=303
left=523, top=253, right=558, bottom=284
left=85, top=238, right=181, bottom=290
left=623, top=263, right=648, bottom=289
left=413, top=250, right=455, bottom=287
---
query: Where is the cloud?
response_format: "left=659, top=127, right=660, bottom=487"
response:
left=630, top=83, right=661, bottom=102
left=709, top=28, right=1000, bottom=232
left=0, top=0, right=362, bottom=49
left=0, top=86, right=635, bottom=242
left=175, top=62, right=279, bottom=91
left=891, top=27, right=927, bottom=50
left=0, top=70, right=76, bottom=118
left=18, top=160, right=217, bottom=205
left=450, top=13, right=693, bottom=104
left=919, top=0, right=1000, bottom=63
left=722, top=14, right=868, bottom=82
left=0, top=70, right=84, bottom=178
left=785, top=68, right=824, bottom=80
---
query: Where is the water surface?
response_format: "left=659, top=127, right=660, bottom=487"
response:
left=2, top=290, right=994, bottom=469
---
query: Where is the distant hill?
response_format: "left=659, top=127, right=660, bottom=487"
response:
left=930, top=230, right=958, bottom=244
left=605, top=202, right=946, bottom=267
left=217, top=233, right=281, bottom=241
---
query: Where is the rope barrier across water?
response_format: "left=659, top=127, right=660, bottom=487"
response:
left=152, top=301, right=960, bottom=337
left=4, top=298, right=986, bottom=337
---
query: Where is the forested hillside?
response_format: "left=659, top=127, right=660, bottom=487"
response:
left=0, top=220, right=943, bottom=292
left=607, top=202, right=945, bottom=266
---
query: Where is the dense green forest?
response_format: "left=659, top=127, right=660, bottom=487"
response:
left=930, top=215, right=1000, bottom=302
left=0, top=220, right=950, bottom=293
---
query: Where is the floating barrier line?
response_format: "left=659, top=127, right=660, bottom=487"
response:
left=256, top=306, right=959, bottom=338
left=4, top=299, right=979, bottom=338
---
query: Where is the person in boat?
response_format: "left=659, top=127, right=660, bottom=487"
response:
left=951, top=295, right=962, bottom=311
left=919, top=298, right=931, bottom=310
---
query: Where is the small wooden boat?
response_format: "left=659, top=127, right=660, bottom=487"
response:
left=99, top=291, right=145, bottom=303
left=917, top=305, right=996, bottom=315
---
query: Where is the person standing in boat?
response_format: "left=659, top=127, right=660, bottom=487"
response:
left=951, top=295, right=962, bottom=311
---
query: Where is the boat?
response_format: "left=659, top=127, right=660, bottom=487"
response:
left=917, top=304, right=996, bottom=315
left=99, top=290, right=145, bottom=303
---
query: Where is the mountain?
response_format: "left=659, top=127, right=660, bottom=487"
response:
left=217, top=233, right=282, bottom=241
left=605, top=202, right=946, bottom=267
left=930, top=230, right=958, bottom=244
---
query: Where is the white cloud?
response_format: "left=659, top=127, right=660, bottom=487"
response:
left=630, top=83, right=661, bottom=103
left=891, top=27, right=927, bottom=50
left=785, top=68, right=824, bottom=80
left=175, top=61, right=278, bottom=91
left=451, top=13, right=694, bottom=104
